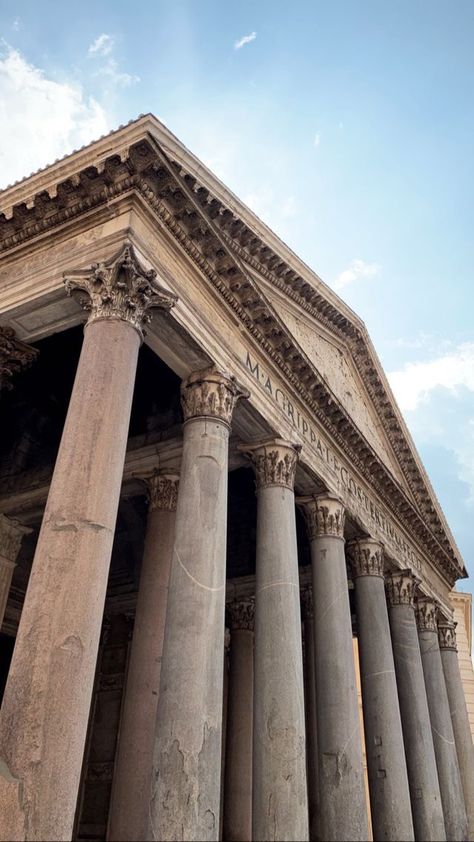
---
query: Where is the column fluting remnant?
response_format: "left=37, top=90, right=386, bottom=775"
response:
left=417, top=598, right=468, bottom=841
left=108, top=471, right=179, bottom=842
left=0, top=243, right=177, bottom=842
left=438, top=619, right=474, bottom=840
left=149, top=367, right=248, bottom=842
left=223, top=598, right=254, bottom=842
left=349, top=539, right=414, bottom=842
left=240, top=438, right=308, bottom=842
left=386, top=570, right=445, bottom=841
left=298, top=494, right=368, bottom=842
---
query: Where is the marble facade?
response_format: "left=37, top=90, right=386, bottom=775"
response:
left=0, top=114, right=473, bottom=841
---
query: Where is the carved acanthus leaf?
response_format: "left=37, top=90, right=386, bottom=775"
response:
left=64, top=242, right=177, bottom=339
left=227, top=598, right=255, bottom=631
left=181, top=367, right=249, bottom=426
left=0, top=326, right=38, bottom=391
left=438, top=621, right=457, bottom=651
left=0, top=514, right=31, bottom=563
left=298, top=494, right=345, bottom=539
left=415, top=598, right=438, bottom=633
left=348, top=538, right=384, bottom=578
left=143, top=471, right=179, bottom=512
left=386, top=569, right=418, bottom=607
left=239, top=438, right=300, bottom=490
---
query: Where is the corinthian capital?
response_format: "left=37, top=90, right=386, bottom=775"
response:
left=227, top=598, right=255, bottom=631
left=0, top=514, right=31, bottom=563
left=438, top=621, right=457, bottom=651
left=238, top=438, right=301, bottom=490
left=64, top=242, right=177, bottom=340
left=415, top=597, right=438, bottom=633
left=348, top=538, right=384, bottom=578
left=386, top=569, right=419, bottom=607
left=181, top=367, right=249, bottom=426
left=143, top=471, right=179, bottom=512
left=297, top=493, right=345, bottom=539
left=0, top=326, right=38, bottom=391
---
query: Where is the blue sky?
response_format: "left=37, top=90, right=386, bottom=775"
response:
left=1, top=0, right=473, bottom=592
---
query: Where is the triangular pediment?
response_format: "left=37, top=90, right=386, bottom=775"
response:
left=0, top=114, right=466, bottom=585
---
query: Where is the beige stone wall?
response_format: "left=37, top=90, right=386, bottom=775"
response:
left=450, top=590, right=474, bottom=739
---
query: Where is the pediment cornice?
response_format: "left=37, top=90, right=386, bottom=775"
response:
left=0, top=118, right=465, bottom=585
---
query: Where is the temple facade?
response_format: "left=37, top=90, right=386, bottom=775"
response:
left=0, top=113, right=473, bottom=842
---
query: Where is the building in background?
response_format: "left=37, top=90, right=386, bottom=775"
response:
left=0, top=115, right=473, bottom=842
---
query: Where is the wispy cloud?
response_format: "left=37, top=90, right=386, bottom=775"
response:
left=313, top=131, right=321, bottom=147
left=12, top=17, right=22, bottom=32
left=388, top=342, right=474, bottom=412
left=88, top=34, right=114, bottom=56
left=0, top=45, right=109, bottom=189
left=333, top=258, right=380, bottom=291
left=234, top=32, right=257, bottom=50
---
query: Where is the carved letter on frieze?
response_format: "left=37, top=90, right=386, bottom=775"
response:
left=227, top=598, right=255, bottom=632
left=415, top=598, right=439, bottom=633
left=438, top=621, right=457, bottom=651
left=238, top=438, right=301, bottom=491
left=348, top=538, right=384, bottom=578
left=64, top=242, right=177, bottom=340
left=385, top=569, right=419, bottom=607
left=0, top=326, right=38, bottom=392
left=297, top=493, right=345, bottom=540
left=143, top=471, right=179, bottom=512
left=181, top=367, right=249, bottom=426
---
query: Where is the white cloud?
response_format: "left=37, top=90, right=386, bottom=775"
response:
left=333, top=258, right=380, bottom=291
left=94, top=58, right=140, bottom=87
left=88, top=34, right=114, bottom=56
left=0, top=46, right=109, bottom=188
left=313, top=132, right=321, bottom=147
left=234, top=32, right=257, bottom=50
left=388, top=342, right=474, bottom=412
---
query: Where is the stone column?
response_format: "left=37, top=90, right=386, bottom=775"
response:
left=438, top=620, right=474, bottom=840
left=240, top=438, right=308, bottom=842
left=417, top=599, right=468, bottom=841
left=298, top=495, right=368, bottom=842
left=0, top=515, right=30, bottom=631
left=107, top=471, right=179, bottom=842
left=149, top=368, right=248, bottom=842
left=349, top=539, right=414, bottom=842
left=0, top=325, right=38, bottom=392
left=0, top=243, right=176, bottom=842
left=386, top=570, right=445, bottom=842
left=301, top=587, right=319, bottom=842
left=223, top=598, right=254, bottom=842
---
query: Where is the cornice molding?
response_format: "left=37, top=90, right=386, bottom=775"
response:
left=0, top=132, right=463, bottom=585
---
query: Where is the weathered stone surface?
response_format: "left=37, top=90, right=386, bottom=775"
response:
left=387, top=571, right=446, bottom=841
left=107, top=474, right=178, bottom=841
left=417, top=601, right=468, bottom=841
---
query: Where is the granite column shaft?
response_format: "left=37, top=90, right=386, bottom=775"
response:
left=241, top=439, right=308, bottom=842
left=107, top=473, right=179, bottom=842
left=301, top=587, right=320, bottom=842
left=223, top=599, right=254, bottom=842
left=386, top=571, right=445, bottom=841
left=149, top=368, right=247, bottom=842
left=298, top=495, right=368, bottom=842
left=438, top=620, right=474, bottom=840
left=350, top=539, right=414, bottom=842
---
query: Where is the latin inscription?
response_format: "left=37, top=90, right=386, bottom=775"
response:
left=245, top=350, right=429, bottom=577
